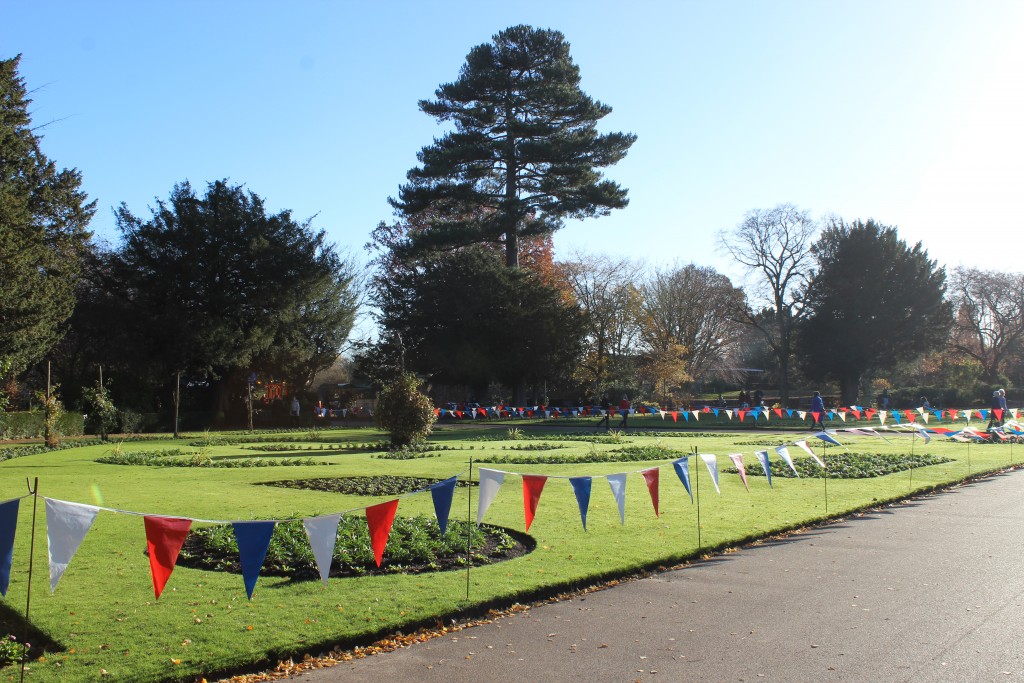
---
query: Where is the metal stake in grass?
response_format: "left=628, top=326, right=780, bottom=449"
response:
left=909, top=430, right=916, bottom=493
left=21, top=477, right=38, bottom=683
left=693, top=446, right=702, bottom=550
left=466, top=456, right=473, bottom=602
left=822, top=440, right=828, bottom=516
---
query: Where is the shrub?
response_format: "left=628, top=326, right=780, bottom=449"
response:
left=374, top=372, right=437, bottom=447
left=82, top=383, right=118, bottom=439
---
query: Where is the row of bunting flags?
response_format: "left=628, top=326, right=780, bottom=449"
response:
left=437, top=404, right=1020, bottom=426
left=0, top=420, right=1020, bottom=602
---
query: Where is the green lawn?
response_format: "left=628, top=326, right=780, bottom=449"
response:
left=0, top=422, right=1017, bottom=682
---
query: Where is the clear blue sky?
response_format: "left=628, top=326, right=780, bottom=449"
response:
left=5, top=0, right=1023, bottom=287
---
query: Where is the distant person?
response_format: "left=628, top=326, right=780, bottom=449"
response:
left=754, top=388, right=764, bottom=407
left=809, top=391, right=826, bottom=430
left=597, top=395, right=611, bottom=429
left=987, top=390, right=1003, bottom=430
left=618, top=394, right=631, bottom=429
left=921, top=396, right=931, bottom=411
left=290, top=396, right=300, bottom=417
left=879, top=388, right=890, bottom=411
left=1000, top=389, right=1008, bottom=424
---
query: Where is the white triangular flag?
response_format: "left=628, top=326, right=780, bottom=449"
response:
left=477, top=469, right=505, bottom=525
left=917, top=428, right=931, bottom=444
left=302, top=513, right=341, bottom=586
left=878, top=411, right=887, bottom=426
left=690, top=410, right=700, bottom=421
left=607, top=473, right=627, bottom=524
left=838, top=411, right=847, bottom=422
left=728, top=453, right=749, bottom=492
left=46, top=498, right=100, bottom=592
left=725, top=410, right=733, bottom=420
left=775, top=446, right=799, bottom=477
left=699, top=453, right=720, bottom=494
left=794, top=440, right=825, bottom=468
left=797, top=411, right=807, bottom=420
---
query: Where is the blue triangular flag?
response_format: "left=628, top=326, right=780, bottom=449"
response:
left=814, top=431, right=843, bottom=446
left=712, top=408, right=720, bottom=417
left=672, top=457, right=693, bottom=502
left=430, top=477, right=457, bottom=535
left=569, top=477, right=592, bottom=530
left=681, top=411, right=689, bottom=421
left=232, top=521, right=276, bottom=599
left=755, top=450, right=773, bottom=488
left=786, top=409, right=794, bottom=418
left=0, top=498, right=19, bottom=596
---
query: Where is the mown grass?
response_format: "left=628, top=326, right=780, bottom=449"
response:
left=0, top=422, right=1019, bottom=682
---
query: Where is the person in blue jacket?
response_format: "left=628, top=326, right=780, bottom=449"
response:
left=809, top=391, right=826, bottom=430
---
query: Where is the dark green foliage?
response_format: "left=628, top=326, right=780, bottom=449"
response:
left=95, top=449, right=328, bottom=468
left=0, top=410, right=84, bottom=440
left=379, top=248, right=586, bottom=391
left=390, top=25, right=636, bottom=268
left=81, top=382, right=117, bottom=439
left=0, top=56, right=96, bottom=374
left=375, top=372, right=438, bottom=447
left=798, top=220, right=952, bottom=405
left=261, top=476, right=474, bottom=496
left=97, top=180, right=359, bottom=421
left=179, top=516, right=520, bottom=577
left=725, top=452, right=954, bottom=479
left=477, top=445, right=681, bottom=465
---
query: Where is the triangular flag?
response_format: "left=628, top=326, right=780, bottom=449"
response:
left=0, top=498, right=19, bottom=596
left=794, top=440, right=825, bottom=468
left=878, top=411, right=887, bottom=425
left=712, top=408, right=720, bottom=417
left=681, top=411, right=689, bottom=421
left=232, top=521, right=276, bottom=599
left=917, top=428, right=932, bottom=444
left=775, top=446, right=799, bottom=477
left=476, top=469, right=505, bottom=525
left=366, top=499, right=399, bottom=567
left=672, top=457, right=693, bottom=501
left=754, top=450, right=773, bottom=488
left=522, top=475, right=548, bottom=532
left=737, top=410, right=747, bottom=422
left=774, top=408, right=783, bottom=418
left=46, top=498, right=100, bottom=592
left=814, top=431, right=843, bottom=447
left=302, top=513, right=341, bottom=586
left=762, top=408, right=770, bottom=422
left=690, top=410, right=700, bottom=421
left=671, top=411, right=678, bottom=423
left=607, top=473, right=627, bottom=524
left=725, top=409, right=733, bottom=420
left=797, top=411, right=807, bottom=420
left=144, top=515, right=192, bottom=599
left=729, top=453, right=749, bottom=492
left=1011, top=409, right=1019, bottom=419
left=838, top=411, right=847, bottom=422
left=904, top=410, right=916, bottom=423
left=995, top=409, right=1004, bottom=421
left=569, top=477, right=592, bottom=530
left=640, top=468, right=659, bottom=517
left=851, top=409, right=862, bottom=420
left=699, top=453, right=720, bottom=494
left=429, top=477, right=457, bottom=535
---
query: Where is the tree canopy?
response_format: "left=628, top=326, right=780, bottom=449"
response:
left=797, top=219, right=951, bottom=405
left=376, top=246, right=585, bottom=399
left=102, top=180, right=359, bottom=419
left=390, top=25, right=636, bottom=267
left=0, top=55, right=95, bottom=374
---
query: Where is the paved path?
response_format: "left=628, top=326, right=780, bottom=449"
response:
left=292, top=470, right=1024, bottom=682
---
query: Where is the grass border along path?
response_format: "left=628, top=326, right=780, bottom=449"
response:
left=0, top=425, right=1017, bottom=682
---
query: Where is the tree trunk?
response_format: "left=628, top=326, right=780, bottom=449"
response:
left=839, top=371, right=860, bottom=407
left=777, top=354, right=790, bottom=406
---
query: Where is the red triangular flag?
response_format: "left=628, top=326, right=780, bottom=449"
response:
left=671, top=411, right=678, bottom=422
left=366, top=499, right=399, bottom=567
left=851, top=409, right=862, bottom=420
left=737, top=410, right=747, bottom=422
left=811, top=412, right=821, bottom=422
left=865, top=408, right=877, bottom=420
left=522, top=475, right=548, bottom=532
left=773, top=408, right=783, bottom=418
left=948, top=409, right=959, bottom=420
left=905, top=410, right=916, bottom=423
left=144, top=516, right=192, bottom=599
left=641, top=468, right=659, bottom=517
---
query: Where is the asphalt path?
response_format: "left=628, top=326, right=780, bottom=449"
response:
left=291, top=469, right=1024, bottom=683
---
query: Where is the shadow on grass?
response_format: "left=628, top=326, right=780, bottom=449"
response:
left=0, top=601, right=65, bottom=655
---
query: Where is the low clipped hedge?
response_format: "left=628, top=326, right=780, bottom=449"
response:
left=0, top=411, right=84, bottom=440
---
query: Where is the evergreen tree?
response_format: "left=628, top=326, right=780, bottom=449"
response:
left=0, top=55, right=95, bottom=373
left=797, top=219, right=952, bottom=405
left=390, top=25, right=636, bottom=267
left=105, top=180, right=359, bottom=423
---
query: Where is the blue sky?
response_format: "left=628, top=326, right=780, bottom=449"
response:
left=5, top=0, right=1023, bottom=287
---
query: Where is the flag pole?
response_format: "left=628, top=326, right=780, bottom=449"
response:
left=466, top=456, right=473, bottom=602
left=21, top=477, right=38, bottom=683
left=693, top=446, right=702, bottom=550
left=822, top=440, right=828, bottom=516
left=909, top=430, right=916, bottom=492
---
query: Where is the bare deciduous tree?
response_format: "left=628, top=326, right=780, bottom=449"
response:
left=639, top=263, right=748, bottom=395
left=719, top=203, right=818, bottom=404
left=560, top=251, right=644, bottom=395
left=948, top=267, right=1024, bottom=384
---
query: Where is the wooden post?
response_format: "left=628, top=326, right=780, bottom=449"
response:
left=43, top=362, right=51, bottom=445
left=21, top=477, right=39, bottom=683
left=466, top=456, right=473, bottom=601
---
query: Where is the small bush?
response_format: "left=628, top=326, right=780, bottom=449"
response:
left=374, top=373, right=437, bottom=447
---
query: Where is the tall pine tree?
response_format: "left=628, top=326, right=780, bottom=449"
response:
left=390, top=25, right=636, bottom=267
left=0, top=55, right=95, bottom=373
